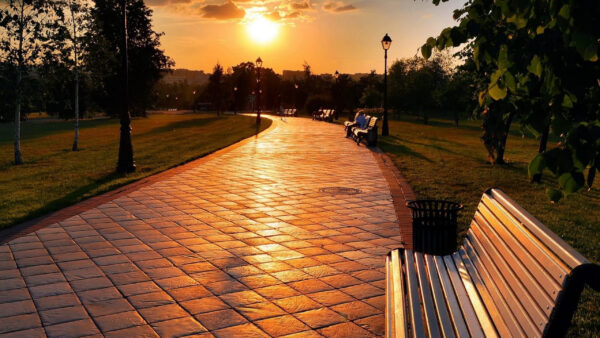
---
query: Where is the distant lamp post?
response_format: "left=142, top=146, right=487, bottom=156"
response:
left=256, top=57, right=263, bottom=124
left=333, top=70, right=340, bottom=119
left=294, top=83, right=298, bottom=109
left=334, top=70, right=339, bottom=80
left=233, top=86, right=238, bottom=115
left=117, top=0, right=135, bottom=173
left=381, top=33, right=392, bottom=136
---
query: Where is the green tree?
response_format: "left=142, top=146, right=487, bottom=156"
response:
left=423, top=0, right=600, bottom=200
left=85, top=0, right=172, bottom=117
left=207, top=63, right=225, bottom=115
left=0, top=0, right=53, bottom=164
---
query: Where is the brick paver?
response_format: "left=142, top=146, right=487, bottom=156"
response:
left=0, top=117, right=406, bottom=337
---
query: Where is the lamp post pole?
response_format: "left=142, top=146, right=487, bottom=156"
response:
left=117, top=0, right=135, bottom=173
left=256, top=57, right=262, bottom=124
left=233, top=87, right=238, bottom=115
left=381, top=33, right=392, bottom=136
left=334, top=70, right=339, bottom=120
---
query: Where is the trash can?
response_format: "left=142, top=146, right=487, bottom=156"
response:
left=406, top=200, right=464, bottom=255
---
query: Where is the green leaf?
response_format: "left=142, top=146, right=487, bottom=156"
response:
left=504, top=72, right=516, bottom=92
left=546, top=188, right=563, bottom=203
left=562, top=94, right=574, bottom=108
left=571, top=31, right=598, bottom=61
left=507, top=14, right=527, bottom=29
left=527, top=55, right=542, bottom=77
left=498, top=45, right=509, bottom=70
left=529, top=154, right=546, bottom=176
left=558, top=172, right=585, bottom=194
left=488, top=83, right=507, bottom=100
left=558, top=4, right=570, bottom=19
left=426, top=37, right=436, bottom=47
left=421, top=44, right=432, bottom=60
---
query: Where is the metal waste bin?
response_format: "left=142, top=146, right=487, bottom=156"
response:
left=406, top=200, right=463, bottom=255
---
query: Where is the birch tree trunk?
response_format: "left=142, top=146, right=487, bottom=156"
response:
left=14, top=0, right=25, bottom=165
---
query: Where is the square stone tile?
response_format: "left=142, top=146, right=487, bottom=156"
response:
left=150, top=317, right=207, bottom=337
left=44, top=318, right=100, bottom=338
left=167, top=285, right=212, bottom=302
left=289, top=279, right=333, bottom=294
left=254, top=285, right=300, bottom=300
left=204, top=280, right=247, bottom=295
left=219, top=291, right=265, bottom=307
left=235, top=302, right=286, bottom=321
left=211, top=323, right=267, bottom=337
left=95, top=310, right=146, bottom=332
left=272, top=270, right=311, bottom=283
left=307, top=290, right=355, bottom=307
left=78, top=287, right=122, bottom=303
left=317, top=321, right=372, bottom=337
left=40, top=305, right=89, bottom=326
left=104, top=324, right=159, bottom=337
left=238, top=274, right=281, bottom=289
left=180, top=296, right=229, bottom=314
left=320, top=274, right=361, bottom=289
left=29, top=282, right=72, bottom=298
left=273, top=295, right=321, bottom=314
left=255, top=315, right=310, bottom=336
left=118, top=281, right=163, bottom=297
left=84, top=298, right=134, bottom=317
left=256, top=262, right=292, bottom=273
left=128, top=292, right=175, bottom=309
left=0, top=313, right=41, bottom=334
left=139, top=303, right=188, bottom=323
left=340, top=284, right=383, bottom=299
left=330, top=300, right=380, bottom=320
left=354, top=314, right=385, bottom=336
left=294, top=308, right=345, bottom=329
left=195, top=309, right=247, bottom=330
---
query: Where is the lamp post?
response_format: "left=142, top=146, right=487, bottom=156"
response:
left=233, top=86, right=238, bottom=115
left=381, top=33, right=392, bottom=136
left=294, top=83, right=298, bottom=109
left=334, top=70, right=339, bottom=119
left=255, top=57, right=263, bottom=124
left=117, top=0, right=135, bottom=173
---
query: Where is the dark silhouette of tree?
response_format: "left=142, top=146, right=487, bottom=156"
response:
left=207, top=63, right=225, bottom=115
left=85, top=0, right=172, bottom=117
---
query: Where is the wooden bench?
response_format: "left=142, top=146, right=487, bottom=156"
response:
left=313, top=109, right=335, bottom=122
left=386, top=188, right=600, bottom=337
left=281, top=108, right=297, bottom=117
left=352, top=116, right=378, bottom=146
left=344, top=112, right=361, bottom=130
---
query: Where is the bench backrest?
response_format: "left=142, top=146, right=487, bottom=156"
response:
left=462, top=188, right=597, bottom=337
left=368, top=116, right=378, bottom=128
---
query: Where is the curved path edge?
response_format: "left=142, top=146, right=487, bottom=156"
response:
left=0, top=116, right=279, bottom=245
left=371, top=149, right=416, bottom=249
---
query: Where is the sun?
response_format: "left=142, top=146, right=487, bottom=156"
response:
left=246, top=16, right=279, bottom=44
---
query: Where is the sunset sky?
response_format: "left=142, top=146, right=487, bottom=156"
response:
left=148, top=0, right=463, bottom=74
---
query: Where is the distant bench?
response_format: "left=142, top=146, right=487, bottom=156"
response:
left=386, top=188, right=600, bottom=337
left=281, top=108, right=297, bottom=117
left=313, top=109, right=335, bottom=122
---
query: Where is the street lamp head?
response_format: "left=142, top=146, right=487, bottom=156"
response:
left=381, top=33, right=392, bottom=51
left=334, top=70, right=339, bottom=79
left=256, top=57, right=263, bottom=68
left=234, top=87, right=238, bottom=91
left=294, top=83, right=298, bottom=89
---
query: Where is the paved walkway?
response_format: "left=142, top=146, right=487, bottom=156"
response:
left=0, top=117, right=404, bottom=337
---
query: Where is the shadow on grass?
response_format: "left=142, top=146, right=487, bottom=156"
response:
left=0, top=119, right=116, bottom=144
left=379, top=136, right=432, bottom=162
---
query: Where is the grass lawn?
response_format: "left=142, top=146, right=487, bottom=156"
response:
left=379, top=116, right=599, bottom=336
left=0, top=113, right=271, bottom=229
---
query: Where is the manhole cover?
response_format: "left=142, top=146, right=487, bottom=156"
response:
left=319, top=187, right=362, bottom=195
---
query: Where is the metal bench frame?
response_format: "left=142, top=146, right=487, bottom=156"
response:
left=352, top=116, right=378, bottom=146
left=386, top=188, right=600, bottom=337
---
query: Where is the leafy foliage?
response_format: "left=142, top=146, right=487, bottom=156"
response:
left=424, top=0, right=600, bottom=200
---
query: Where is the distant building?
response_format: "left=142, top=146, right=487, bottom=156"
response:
left=161, top=69, right=209, bottom=85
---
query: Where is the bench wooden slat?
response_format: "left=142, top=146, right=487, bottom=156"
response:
left=481, top=194, right=569, bottom=286
left=489, top=189, right=589, bottom=270
left=423, top=255, right=455, bottom=338
left=470, top=217, right=550, bottom=327
left=451, top=252, right=498, bottom=338
left=405, top=251, right=426, bottom=337
left=467, top=228, right=542, bottom=336
left=414, top=252, right=441, bottom=337
left=387, top=249, right=408, bottom=337
left=474, top=208, right=557, bottom=316
left=443, top=255, right=486, bottom=337
left=433, top=255, right=470, bottom=337
left=463, top=238, right=526, bottom=337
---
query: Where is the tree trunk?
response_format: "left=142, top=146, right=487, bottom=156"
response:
left=14, top=1, right=25, bottom=165
left=531, top=122, right=550, bottom=183
left=494, top=111, right=515, bottom=165
left=72, top=69, right=79, bottom=151
left=71, top=1, right=80, bottom=151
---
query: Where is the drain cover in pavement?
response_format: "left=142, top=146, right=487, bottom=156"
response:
left=319, top=187, right=361, bottom=195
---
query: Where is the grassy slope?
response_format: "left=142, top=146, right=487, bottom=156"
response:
left=379, top=116, right=599, bottom=336
left=0, top=114, right=271, bottom=229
